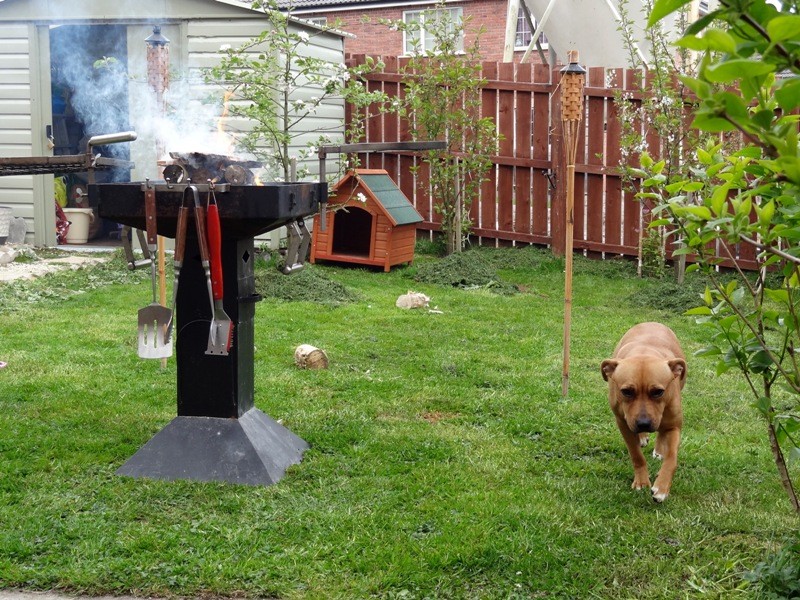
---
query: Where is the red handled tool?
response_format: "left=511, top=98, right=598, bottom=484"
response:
left=205, top=187, right=233, bottom=355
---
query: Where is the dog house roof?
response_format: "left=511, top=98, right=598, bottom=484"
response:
left=332, top=169, right=423, bottom=226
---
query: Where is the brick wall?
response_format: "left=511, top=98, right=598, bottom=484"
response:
left=300, top=0, right=547, bottom=64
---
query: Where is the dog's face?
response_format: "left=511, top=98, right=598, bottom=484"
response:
left=601, top=356, right=686, bottom=433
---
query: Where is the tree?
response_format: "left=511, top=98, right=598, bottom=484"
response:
left=207, top=0, right=386, bottom=182
left=616, top=0, right=706, bottom=278
left=643, top=0, right=800, bottom=512
left=386, top=2, right=498, bottom=254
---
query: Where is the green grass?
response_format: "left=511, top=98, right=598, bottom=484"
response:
left=0, top=246, right=795, bottom=599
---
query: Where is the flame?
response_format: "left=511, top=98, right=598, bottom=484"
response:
left=215, top=90, right=236, bottom=152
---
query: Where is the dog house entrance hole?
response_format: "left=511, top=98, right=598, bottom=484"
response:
left=332, top=207, right=372, bottom=257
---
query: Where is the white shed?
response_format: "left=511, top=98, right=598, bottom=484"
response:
left=0, top=0, right=346, bottom=245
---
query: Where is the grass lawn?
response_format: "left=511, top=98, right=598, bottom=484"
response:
left=0, top=245, right=795, bottom=599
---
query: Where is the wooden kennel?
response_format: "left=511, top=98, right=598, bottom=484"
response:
left=310, top=169, right=423, bottom=272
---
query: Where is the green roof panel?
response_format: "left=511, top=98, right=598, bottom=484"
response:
left=359, top=174, right=422, bottom=226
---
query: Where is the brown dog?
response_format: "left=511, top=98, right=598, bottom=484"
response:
left=601, top=322, right=687, bottom=502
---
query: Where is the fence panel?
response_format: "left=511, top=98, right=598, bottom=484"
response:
left=344, top=54, right=760, bottom=271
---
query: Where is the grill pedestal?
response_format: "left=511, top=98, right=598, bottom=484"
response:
left=94, top=181, right=324, bottom=486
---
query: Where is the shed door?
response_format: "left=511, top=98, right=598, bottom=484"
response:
left=0, top=24, right=53, bottom=245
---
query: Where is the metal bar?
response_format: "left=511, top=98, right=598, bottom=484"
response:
left=138, top=182, right=230, bottom=194
left=317, top=141, right=446, bottom=158
left=87, top=130, right=138, bottom=149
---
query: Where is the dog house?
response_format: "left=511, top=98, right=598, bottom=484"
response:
left=310, top=169, right=423, bottom=271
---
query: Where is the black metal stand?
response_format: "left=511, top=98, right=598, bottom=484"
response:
left=117, top=235, right=308, bottom=485
left=95, top=180, right=324, bottom=487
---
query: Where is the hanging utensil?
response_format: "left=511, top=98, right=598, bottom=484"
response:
left=165, top=185, right=195, bottom=344
left=190, top=183, right=216, bottom=335
left=137, top=179, right=173, bottom=359
left=205, top=186, right=234, bottom=356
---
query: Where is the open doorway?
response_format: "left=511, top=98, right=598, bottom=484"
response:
left=50, top=24, right=131, bottom=244
left=331, top=207, right=372, bottom=257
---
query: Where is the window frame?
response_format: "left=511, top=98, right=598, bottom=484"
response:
left=402, top=6, right=464, bottom=55
left=514, top=6, right=548, bottom=51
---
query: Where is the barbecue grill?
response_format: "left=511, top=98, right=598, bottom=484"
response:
left=94, top=151, right=326, bottom=486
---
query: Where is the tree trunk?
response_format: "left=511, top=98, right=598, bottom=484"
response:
left=767, top=419, right=800, bottom=513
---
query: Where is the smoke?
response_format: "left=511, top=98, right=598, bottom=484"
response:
left=50, top=24, right=131, bottom=157
left=50, top=24, right=238, bottom=166
left=132, top=77, right=239, bottom=158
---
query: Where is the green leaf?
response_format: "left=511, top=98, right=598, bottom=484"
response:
left=704, top=60, right=774, bottom=83
left=775, top=78, right=800, bottom=113
left=685, top=10, right=722, bottom=36
left=684, top=205, right=713, bottom=220
left=766, top=15, right=800, bottom=43
left=678, top=75, right=711, bottom=99
left=675, top=35, right=708, bottom=51
left=648, top=0, right=692, bottom=26
left=693, top=344, right=720, bottom=355
left=764, top=288, right=790, bottom=304
left=758, top=200, right=775, bottom=228
left=752, top=396, right=773, bottom=418
left=703, top=29, right=738, bottom=54
left=692, top=113, right=736, bottom=132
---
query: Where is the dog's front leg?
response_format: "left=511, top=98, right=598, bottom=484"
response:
left=616, top=418, right=650, bottom=490
left=651, top=428, right=680, bottom=502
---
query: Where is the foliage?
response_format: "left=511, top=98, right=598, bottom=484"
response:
left=644, top=0, right=800, bottom=512
left=744, top=538, right=800, bottom=599
left=616, top=0, right=708, bottom=278
left=385, top=1, right=498, bottom=255
left=206, top=0, right=387, bottom=182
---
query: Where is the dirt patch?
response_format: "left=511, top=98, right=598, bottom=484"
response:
left=0, top=252, right=109, bottom=282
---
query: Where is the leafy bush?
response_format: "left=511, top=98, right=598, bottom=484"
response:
left=744, top=539, right=800, bottom=599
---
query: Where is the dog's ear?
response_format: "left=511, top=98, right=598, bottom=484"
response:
left=601, top=359, right=618, bottom=382
left=669, top=358, right=687, bottom=384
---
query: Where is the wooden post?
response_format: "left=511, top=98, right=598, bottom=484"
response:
left=560, top=50, right=586, bottom=399
left=146, top=26, right=171, bottom=368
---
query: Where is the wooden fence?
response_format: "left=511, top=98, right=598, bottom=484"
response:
left=344, top=54, right=760, bottom=270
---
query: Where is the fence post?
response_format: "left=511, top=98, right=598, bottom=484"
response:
left=551, top=66, right=566, bottom=256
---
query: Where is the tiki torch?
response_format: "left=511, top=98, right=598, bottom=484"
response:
left=560, top=50, right=586, bottom=398
left=146, top=25, right=171, bottom=367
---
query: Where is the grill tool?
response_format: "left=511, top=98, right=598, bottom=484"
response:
left=165, top=185, right=196, bottom=343
left=190, top=183, right=216, bottom=339
left=137, top=179, right=173, bottom=359
left=205, top=186, right=234, bottom=355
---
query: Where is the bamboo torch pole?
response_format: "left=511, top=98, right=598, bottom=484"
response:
left=146, top=26, right=171, bottom=368
left=560, top=50, right=586, bottom=398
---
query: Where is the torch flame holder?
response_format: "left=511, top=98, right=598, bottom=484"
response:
left=93, top=179, right=325, bottom=486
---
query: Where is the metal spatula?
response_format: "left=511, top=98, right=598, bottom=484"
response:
left=137, top=180, right=173, bottom=359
